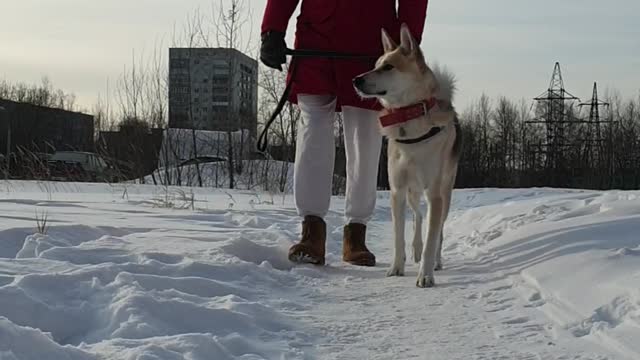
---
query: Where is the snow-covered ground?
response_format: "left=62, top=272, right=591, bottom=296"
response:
left=0, top=181, right=638, bottom=360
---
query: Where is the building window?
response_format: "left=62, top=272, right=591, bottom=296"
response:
left=213, top=105, right=228, bottom=113
left=213, top=88, right=227, bottom=95
left=213, top=76, right=228, bottom=85
left=172, top=86, right=189, bottom=94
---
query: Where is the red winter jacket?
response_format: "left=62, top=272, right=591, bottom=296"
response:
left=261, top=0, right=429, bottom=111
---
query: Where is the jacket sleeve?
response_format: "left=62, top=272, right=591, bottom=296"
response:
left=398, top=0, right=429, bottom=43
left=261, top=0, right=300, bottom=34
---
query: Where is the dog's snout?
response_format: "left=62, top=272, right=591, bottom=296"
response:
left=353, top=76, right=365, bottom=87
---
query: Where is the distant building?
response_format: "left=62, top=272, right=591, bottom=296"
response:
left=168, top=48, right=258, bottom=138
left=0, top=98, right=94, bottom=154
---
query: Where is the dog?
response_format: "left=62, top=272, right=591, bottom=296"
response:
left=353, top=23, right=462, bottom=288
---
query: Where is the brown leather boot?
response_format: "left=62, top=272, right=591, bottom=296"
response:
left=288, top=215, right=326, bottom=265
left=343, top=223, right=376, bottom=266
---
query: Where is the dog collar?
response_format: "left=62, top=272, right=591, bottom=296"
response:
left=395, top=126, right=443, bottom=144
left=379, top=98, right=439, bottom=128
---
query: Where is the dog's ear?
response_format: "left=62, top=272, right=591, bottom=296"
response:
left=399, top=23, right=416, bottom=56
left=381, top=28, right=397, bottom=53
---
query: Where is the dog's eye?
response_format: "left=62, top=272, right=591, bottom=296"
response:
left=381, top=64, right=394, bottom=72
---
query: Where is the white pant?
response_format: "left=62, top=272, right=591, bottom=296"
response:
left=294, top=94, right=383, bottom=224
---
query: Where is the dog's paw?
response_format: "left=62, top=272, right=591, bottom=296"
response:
left=416, top=275, right=435, bottom=288
left=386, top=264, right=405, bottom=277
left=416, top=268, right=435, bottom=288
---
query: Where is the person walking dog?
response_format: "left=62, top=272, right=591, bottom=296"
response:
left=260, top=0, right=429, bottom=266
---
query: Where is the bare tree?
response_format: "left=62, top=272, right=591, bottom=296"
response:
left=207, top=0, right=255, bottom=189
left=257, top=61, right=300, bottom=192
left=116, top=50, right=147, bottom=122
left=148, top=39, right=169, bottom=129
left=0, top=77, right=76, bottom=111
left=209, top=0, right=256, bottom=55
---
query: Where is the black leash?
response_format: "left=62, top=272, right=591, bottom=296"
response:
left=256, top=48, right=378, bottom=153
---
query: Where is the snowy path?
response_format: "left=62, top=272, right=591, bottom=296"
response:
left=0, top=182, right=638, bottom=359
left=280, top=195, right=617, bottom=360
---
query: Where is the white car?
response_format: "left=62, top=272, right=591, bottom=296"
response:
left=48, top=151, right=114, bottom=182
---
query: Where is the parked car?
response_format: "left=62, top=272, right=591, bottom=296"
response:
left=48, top=151, right=118, bottom=182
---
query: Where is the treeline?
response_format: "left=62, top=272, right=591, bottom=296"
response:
left=454, top=92, right=640, bottom=190
left=0, top=77, right=77, bottom=112
left=5, top=73, right=640, bottom=193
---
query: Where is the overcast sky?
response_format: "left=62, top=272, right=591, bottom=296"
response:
left=1, top=0, right=638, bottom=113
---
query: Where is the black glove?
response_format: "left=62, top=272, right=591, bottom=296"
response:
left=260, top=31, right=287, bottom=71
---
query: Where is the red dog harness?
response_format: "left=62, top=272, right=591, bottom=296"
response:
left=379, top=97, right=452, bottom=145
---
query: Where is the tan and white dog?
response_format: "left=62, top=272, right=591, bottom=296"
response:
left=353, top=23, right=462, bottom=288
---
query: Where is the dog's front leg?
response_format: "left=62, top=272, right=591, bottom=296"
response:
left=407, top=189, right=423, bottom=263
left=417, top=191, right=444, bottom=288
left=387, top=189, right=407, bottom=276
